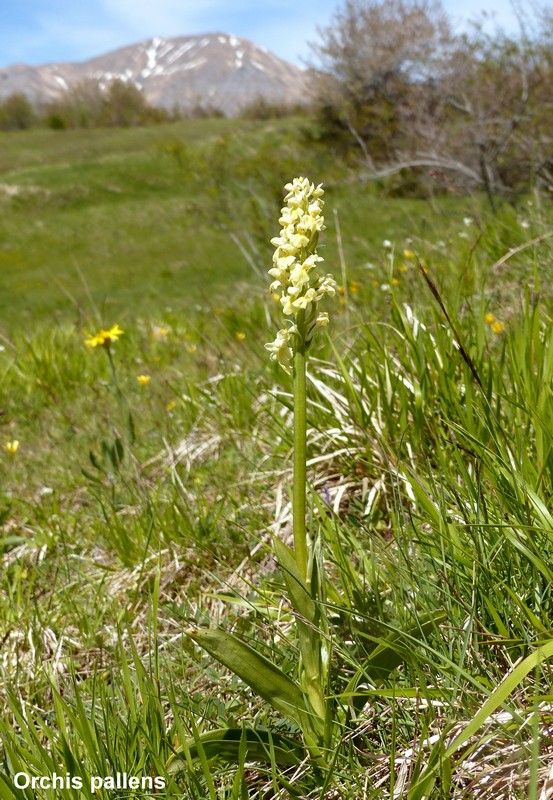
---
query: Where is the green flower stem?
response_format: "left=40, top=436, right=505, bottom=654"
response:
left=106, top=343, right=134, bottom=444
left=293, top=315, right=308, bottom=581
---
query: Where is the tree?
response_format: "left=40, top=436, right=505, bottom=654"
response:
left=308, top=0, right=453, bottom=165
left=44, top=79, right=105, bottom=129
left=42, top=78, right=169, bottom=129
left=101, top=79, right=152, bottom=127
left=437, top=28, right=546, bottom=204
left=308, top=0, right=553, bottom=200
left=0, top=92, right=35, bottom=130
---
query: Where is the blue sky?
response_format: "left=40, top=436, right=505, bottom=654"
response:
left=0, top=0, right=535, bottom=69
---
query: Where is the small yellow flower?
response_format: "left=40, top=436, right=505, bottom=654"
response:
left=492, top=321, right=504, bottom=334
left=166, top=400, right=177, bottom=411
left=85, top=323, right=124, bottom=348
left=85, top=332, right=104, bottom=347
left=391, top=278, right=400, bottom=286
left=104, top=323, right=124, bottom=341
left=338, top=286, right=345, bottom=295
left=4, top=440, right=19, bottom=455
left=235, top=332, right=246, bottom=342
left=399, top=264, right=408, bottom=272
left=137, top=374, right=151, bottom=385
left=272, top=293, right=281, bottom=302
left=349, top=284, right=359, bottom=294
left=151, top=326, right=169, bottom=340
left=403, top=250, right=415, bottom=258
left=187, top=344, right=197, bottom=353
left=485, top=313, right=495, bottom=325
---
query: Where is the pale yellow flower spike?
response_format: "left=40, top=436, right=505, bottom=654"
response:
left=266, top=178, right=336, bottom=368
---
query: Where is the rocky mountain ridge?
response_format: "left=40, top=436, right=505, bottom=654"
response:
left=0, top=33, right=308, bottom=116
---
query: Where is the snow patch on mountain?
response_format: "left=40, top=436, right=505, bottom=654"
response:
left=166, top=41, right=195, bottom=64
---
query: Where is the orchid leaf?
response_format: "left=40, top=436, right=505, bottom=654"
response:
left=167, top=727, right=304, bottom=771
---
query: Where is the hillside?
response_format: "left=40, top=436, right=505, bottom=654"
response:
left=2, top=118, right=553, bottom=798
left=0, top=117, right=475, bottom=332
left=0, top=33, right=309, bottom=116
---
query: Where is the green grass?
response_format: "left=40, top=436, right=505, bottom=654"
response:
left=0, top=116, right=488, bottom=330
left=1, top=118, right=553, bottom=798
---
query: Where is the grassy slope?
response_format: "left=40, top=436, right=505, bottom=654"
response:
left=0, top=120, right=254, bottom=326
left=0, top=118, right=472, bottom=330
left=1, top=119, right=553, bottom=798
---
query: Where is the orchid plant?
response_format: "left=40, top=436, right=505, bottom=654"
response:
left=178, top=178, right=337, bottom=767
left=173, top=179, right=444, bottom=779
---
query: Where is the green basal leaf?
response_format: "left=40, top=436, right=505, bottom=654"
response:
left=188, top=628, right=311, bottom=731
left=167, top=727, right=305, bottom=771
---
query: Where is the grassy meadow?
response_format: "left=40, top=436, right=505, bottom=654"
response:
left=1, top=116, right=553, bottom=799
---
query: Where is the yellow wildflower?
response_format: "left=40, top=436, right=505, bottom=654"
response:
left=4, top=440, right=19, bottom=455
left=166, top=400, right=177, bottom=412
left=187, top=345, right=197, bottom=353
left=391, top=278, right=400, bottom=286
left=85, top=332, right=104, bottom=347
left=492, top=321, right=504, bottom=334
left=85, top=323, right=124, bottom=348
left=403, top=250, right=415, bottom=258
left=235, top=332, right=246, bottom=342
left=137, top=374, right=151, bottom=385
left=485, top=313, right=495, bottom=325
left=106, top=324, right=123, bottom=339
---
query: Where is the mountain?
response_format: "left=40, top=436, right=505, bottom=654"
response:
left=0, top=34, right=308, bottom=116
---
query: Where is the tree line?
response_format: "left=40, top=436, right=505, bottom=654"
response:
left=0, top=79, right=306, bottom=132
left=0, top=79, right=177, bottom=131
